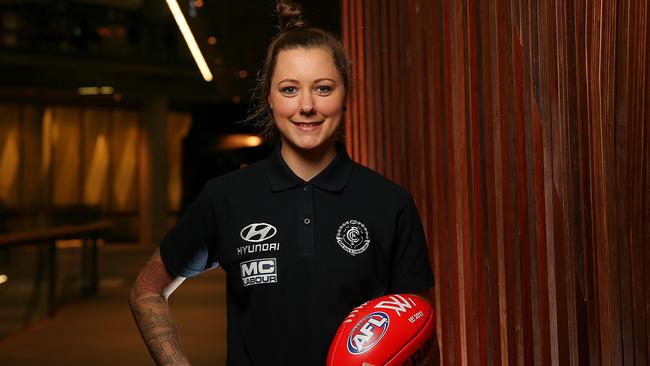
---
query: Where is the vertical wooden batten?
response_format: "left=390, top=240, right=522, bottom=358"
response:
left=342, top=0, right=650, bottom=365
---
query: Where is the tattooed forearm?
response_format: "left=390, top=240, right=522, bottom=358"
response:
left=132, top=296, right=174, bottom=333
left=131, top=295, right=190, bottom=365
left=149, top=331, right=189, bottom=364
left=130, top=251, right=190, bottom=366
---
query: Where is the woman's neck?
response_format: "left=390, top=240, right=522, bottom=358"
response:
left=280, top=140, right=338, bottom=182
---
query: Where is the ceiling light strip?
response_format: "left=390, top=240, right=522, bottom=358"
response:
left=165, top=0, right=213, bottom=82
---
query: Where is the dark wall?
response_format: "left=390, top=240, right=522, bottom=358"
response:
left=181, top=103, right=272, bottom=212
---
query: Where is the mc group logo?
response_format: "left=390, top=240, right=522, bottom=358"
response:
left=240, top=223, right=277, bottom=243
left=347, top=311, right=390, bottom=355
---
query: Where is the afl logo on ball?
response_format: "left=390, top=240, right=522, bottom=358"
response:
left=240, top=223, right=277, bottom=243
left=336, top=220, right=370, bottom=256
left=347, top=311, right=390, bottom=354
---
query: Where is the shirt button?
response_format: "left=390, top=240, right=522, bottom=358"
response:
left=303, top=185, right=310, bottom=191
left=303, top=218, right=311, bottom=225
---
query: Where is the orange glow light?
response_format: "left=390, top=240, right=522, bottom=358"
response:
left=215, top=134, right=263, bottom=150
left=0, top=128, right=19, bottom=202
left=97, top=27, right=112, bottom=37
left=115, top=27, right=127, bottom=37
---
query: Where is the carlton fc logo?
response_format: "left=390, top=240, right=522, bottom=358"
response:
left=336, top=220, right=370, bottom=256
left=347, top=311, right=390, bottom=354
left=240, top=223, right=277, bottom=243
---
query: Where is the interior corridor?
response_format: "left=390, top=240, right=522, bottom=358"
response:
left=0, top=244, right=228, bottom=365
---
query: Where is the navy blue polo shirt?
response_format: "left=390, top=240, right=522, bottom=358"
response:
left=160, top=143, right=434, bottom=365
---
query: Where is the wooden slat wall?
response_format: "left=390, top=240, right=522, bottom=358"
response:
left=342, top=0, right=649, bottom=365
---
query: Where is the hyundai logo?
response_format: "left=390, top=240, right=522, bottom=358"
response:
left=240, top=223, right=277, bottom=243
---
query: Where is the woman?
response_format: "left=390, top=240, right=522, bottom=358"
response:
left=129, top=1, right=436, bottom=365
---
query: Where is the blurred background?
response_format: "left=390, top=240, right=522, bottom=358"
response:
left=0, top=0, right=340, bottom=242
left=0, top=1, right=339, bottom=364
left=0, top=0, right=648, bottom=365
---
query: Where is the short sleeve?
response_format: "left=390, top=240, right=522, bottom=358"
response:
left=159, top=186, right=219, bottom=277
left=387, top=196, right=435, bottom=293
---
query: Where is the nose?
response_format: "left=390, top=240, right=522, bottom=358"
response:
left=300, top=93, right=315, bottom=114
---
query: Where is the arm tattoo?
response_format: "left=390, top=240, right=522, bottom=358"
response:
left=134, top=255, right=172, bottom=294
left=148, top=331, right=188, bottom=364
left=132, top=297, right=174, bottom=333
left=130, top=253, right=190, bottom=365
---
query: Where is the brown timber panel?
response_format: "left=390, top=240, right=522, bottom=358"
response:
left=342, top=0, right=649, bottom=365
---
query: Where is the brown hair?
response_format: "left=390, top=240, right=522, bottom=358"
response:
left=247, top=0, right=350, bottom=141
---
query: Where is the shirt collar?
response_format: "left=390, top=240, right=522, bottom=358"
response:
left=265, top=142, right=354, bottom=192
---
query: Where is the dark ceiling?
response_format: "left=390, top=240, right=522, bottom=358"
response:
left=0, top=0, right=341, bottom=108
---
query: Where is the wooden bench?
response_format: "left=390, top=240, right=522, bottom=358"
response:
left=0, top=220, right=112, bottom=316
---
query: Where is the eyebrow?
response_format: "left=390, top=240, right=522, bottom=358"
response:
left=277, top=78, right=337, bottom=85
left=277, top=79, right=299, bottom=85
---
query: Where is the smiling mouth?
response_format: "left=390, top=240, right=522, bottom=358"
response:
left=292, top=121, right=324, bottom=128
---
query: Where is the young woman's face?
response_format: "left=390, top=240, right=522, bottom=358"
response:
left=269, top=47, right=346, bottom=153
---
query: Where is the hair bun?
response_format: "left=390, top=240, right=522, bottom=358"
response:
left=276, top=0, right=308, bottom=31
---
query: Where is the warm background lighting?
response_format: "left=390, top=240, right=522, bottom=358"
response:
left=0, top=275, right=7, bottom=285
left=0, top=128, right=19, bottom=203
left=215, top=134, right=263, bottom=150
left=99, top=86, right=114, bottom=95
left=78, top=87, right=100, bottom=95
left=78, top=86, right=114, bottom=95
left=83, top=134, right=109, bottom=205
left=244, top=136, right=262, bottom=147
left=113, top=124, right=138, bottom=209
left=208, top=36, right=217, bottom=45
left=97, top=27, right=112, bottom=37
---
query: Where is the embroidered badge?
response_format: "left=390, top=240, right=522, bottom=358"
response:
left=336, top=220, right=371, bottom=256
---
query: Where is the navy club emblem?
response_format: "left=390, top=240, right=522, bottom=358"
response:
left=336, top=220, right=371, bottom=256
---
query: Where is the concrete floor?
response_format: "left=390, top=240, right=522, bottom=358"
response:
left=0, top=244, right=228, bottom=366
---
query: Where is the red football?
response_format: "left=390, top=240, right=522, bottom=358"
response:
left=327, top=294, right=436, bottom=366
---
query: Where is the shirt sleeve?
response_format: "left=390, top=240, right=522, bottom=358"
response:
left=387, top=196, right=435, bottom=294
left=159, top=186, right=219, bottom=277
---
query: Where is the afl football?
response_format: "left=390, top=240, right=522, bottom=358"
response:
left=327, top=294, right=436, bottom=366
